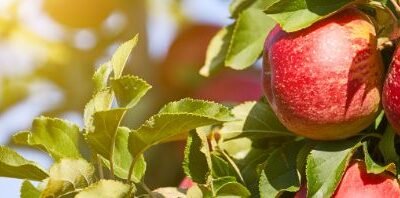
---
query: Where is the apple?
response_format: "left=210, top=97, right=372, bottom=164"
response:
left=263, top=8, right=383, bottom=140
left=295, top=161, right=400, bottom=197
left=383, top=46, right=400, bottom=134
left=192, top=70, right=263, bottom=104
left=159, top=24, right=221, bottom=96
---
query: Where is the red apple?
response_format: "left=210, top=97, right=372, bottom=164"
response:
left=295, top=161, right=400, bottom=198
left=263, top=9, right=383, bottom=140
left=193, top=70, right=263, bottom=104
left=159, top=24, right=220, bottom=95
left=383, top=46, right=400, bottom=134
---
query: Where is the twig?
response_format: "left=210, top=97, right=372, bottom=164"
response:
left=97, top=156, right=105, bottom=179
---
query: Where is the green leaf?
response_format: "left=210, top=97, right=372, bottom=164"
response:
left=112, top=35, right=139, bottom=78
left=13, top=117, right=81, bottom=161
left=183, top=130, right=212, bottom=184
left=213, top=176, right=251, bottom=197
left=199, top=25, right=234, bottom=77
left=229, top=0, right=255, bottom=18
left=100, top=127, right=146, bottom=183
left=264, top=0, right=354, bottom=32
left=211, top=153, right=238, bottom=179
left=220, top=100, right=292, bottom=140
left=0, top=146, right=48, bottom=181
left=306, top=137, right=363, bottom=198
left=259, top=141, right=303, bottom=198
left=110, top=75, right=151, bottom=108
left=86, top=109, right=126, bottom=158
left=378, top=125, right=400, bottom=164
left=230, top=0, right=279, bottom=18
left=92, top=62, right=112, bottom=92
left=363, top=142, right=395, bottom=174
left=239, top=148, right=273, bottom=195
left=225, top=8, right=275, bottom=70
left=20, top=180, right=40, bottom=198
left=128, top=99, right=233, bottom=162
left=41, top=158, right=95, bottom=198
left=84, top=88, right=113, bottom=131
left=75, top=180, right=131, bottom=198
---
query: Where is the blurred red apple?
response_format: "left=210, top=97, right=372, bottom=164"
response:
left=263, top=8, right=383, bottom=140
left=159, top=24, right=220, bottom=95
left=193, top=70, right=262, bottom=104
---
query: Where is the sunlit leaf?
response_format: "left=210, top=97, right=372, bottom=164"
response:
left=0, top=146, right=48, bottom=181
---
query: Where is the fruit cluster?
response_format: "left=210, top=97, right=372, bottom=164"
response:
left=263, top=8, right=400, bottom=197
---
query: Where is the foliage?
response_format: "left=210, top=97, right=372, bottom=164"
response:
left=2, top=0, right=400, bottom=197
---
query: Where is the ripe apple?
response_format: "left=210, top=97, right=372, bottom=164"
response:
left=295, top=161, right=400, bottom=197
left=383, top=46, right=400, bottom=134
left=263, top=9, right=383, bottom=140
left=43, top=0, right=117, bottom=28
left=193, top=70, right=263, bottom=104
left=159, top=24, right=220, bottom=95
left=159, top=24, right=262, bottom=103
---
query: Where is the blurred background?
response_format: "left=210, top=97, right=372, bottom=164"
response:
left=0, top=0, right=263, bottom=195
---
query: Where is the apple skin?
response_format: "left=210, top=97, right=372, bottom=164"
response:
left=383, top=46, right=400, bottom=134
left=263, top=9, right=383, bottom=140
left=295, top=161, right=400, bottom=198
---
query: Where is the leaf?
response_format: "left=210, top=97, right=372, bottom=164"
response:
left=128, top=99, right=234, bottom=162
left=225, top=8, right=275, bottom=70
left=229, top=0, right=255, bottom=18
left=220, top=100, right=292, bottom=140
left=378, top=125, right=400, bottom=164
left=0, top=146, right=48, bottom=181
left=306, top=137, right=363, bottom=198
left=230, top=0, right=279, bottom=18
left=264, top=0, right=354, bottom=32
left=83, top=88, right=113, bottom=131
left=363, top=142, right=395, bottom=174
left=100, top=127, right=146, bottom=183
left=41, top=158, right=95, bottom=198
left=112, top=35, right=139, bottom=78
left=110, top=75, right=151, bottom=108
left=86, top=109, right=126, bottom=158
left=199, top=25, right=234, bottom=77
left=75, top=180, right=131, bottom=198
left=12, top=117, right=81, bottom=161
left=20, top=180, right=40, bottom=198
left=239, top=148, right=273, bottom=195
left=213, top=176, right=251, bottom=197
left=92, top=62, right=112, bottom=92
left=259, top=141, right=304, bottom=198
left=183, top=130, right=212, bottom=184
left=211, top=153, right=238, bottom=179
